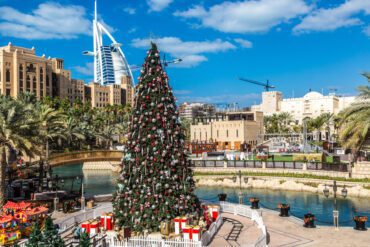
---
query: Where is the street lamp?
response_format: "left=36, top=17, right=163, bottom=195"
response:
left=323, top=181, right=348, bottom=229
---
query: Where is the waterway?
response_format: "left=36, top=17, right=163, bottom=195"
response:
left=53, top=163, right=370, bottom=227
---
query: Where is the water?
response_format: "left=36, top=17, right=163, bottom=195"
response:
left=53, top=163, right=370, bottom=227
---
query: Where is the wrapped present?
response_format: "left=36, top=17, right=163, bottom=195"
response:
left=192, top=226, right=201, bottom=241
left=208, top=205, right=220, bottom=221
left=181, top=217, right=187, bottom=229
left=182, top=225, right=192, bottom=240
left=90, top=221, right=99, bottom=235
left=160, top=221, right=170, bottom=236
left=100, top=213, right=114, bottom=230
left=81, top=221, right=91, bottom=234
left=174, top=217, right=181, bottom=234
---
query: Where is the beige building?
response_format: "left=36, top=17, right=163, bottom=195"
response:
left=252, top=91, right=356, bottom=124
left=190, top=111, right=264, bottom=150
left=0, top=42, right=53, bottom=99
left=0, top=43, right=135, bottom=108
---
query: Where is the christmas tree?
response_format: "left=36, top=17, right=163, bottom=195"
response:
left=113, top=43, right=200, bottom=233
left=40, top=216, right=65, bottom=247
left=26, top=223, right=42, bottom=247
left=79, top=232, right=90, bottom=247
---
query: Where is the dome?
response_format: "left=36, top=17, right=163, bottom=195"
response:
left=303, top=91, right=323, bottom=99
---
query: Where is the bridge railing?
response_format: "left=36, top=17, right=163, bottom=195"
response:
left=49, top=150, right=122, bottom=166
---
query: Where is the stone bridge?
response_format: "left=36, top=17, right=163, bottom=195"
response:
left=48, top=150, right=122, bottom=166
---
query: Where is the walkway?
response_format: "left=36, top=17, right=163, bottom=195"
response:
left=262, top=210, right=370, bottom=247
left=209, top=213, right=261, bottom=246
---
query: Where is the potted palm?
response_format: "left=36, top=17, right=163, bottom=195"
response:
left=303, top=213, right=316, bottom=228
left=218, top=193, right=227, bottom=202
left=249, top=197, right=260, bottom=209
left=353, top=216, right=367, bottom=231
left=278, top=203, right=290, bottom=217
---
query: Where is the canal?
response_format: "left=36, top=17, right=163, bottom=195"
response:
left=53, top=163, right=370, bottom=227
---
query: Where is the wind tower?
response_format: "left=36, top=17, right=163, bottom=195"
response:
left=84, top=0, right=134, bottom=86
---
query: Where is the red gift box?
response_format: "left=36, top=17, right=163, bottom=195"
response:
left=174, top=217, right=181, bottom=234
left=100, top=214, right=114, bottom=230
left=192, top=226, right=201, bottom=241
left=81, top=221, right=91, bottom=234
left=182, top=225, right=192, bottom=240
left=90, top=221, right=99, bottom=235
left=180, top=217, right=187, bottom=230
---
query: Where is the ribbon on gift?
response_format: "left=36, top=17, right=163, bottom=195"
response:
left=180, top=217, right=187, bottom=229
left=174, top=217, right=181, bottom=234
left=90, top=221, right=100, bottom=234
left=192, top=226, right=201, bottom=241
left=182, top=225, right=192, bottom=240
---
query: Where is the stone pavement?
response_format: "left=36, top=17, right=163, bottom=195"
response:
left=262, top=209, right=370, bottom=247
left=209, top=213, right=262, bottom=246
left=209, top=210, right=370, bottom=247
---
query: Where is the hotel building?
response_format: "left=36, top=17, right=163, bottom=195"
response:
left=190, top=110, right=264, bottom=150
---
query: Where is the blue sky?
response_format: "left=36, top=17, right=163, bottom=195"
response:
left=0, top=0, right=369, bottom=106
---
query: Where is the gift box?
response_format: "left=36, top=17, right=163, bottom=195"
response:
left=160, top=221, right=170, bottom=236
left=208, top=205, right=220, bottom=221
left=182, top=225, right=191, bottom=240
left=180, top=217, right=187, bottom=229
left=174, top=217, right=181, bottom=234
left=81, top=221, right=91, bottom=234
left=192, top=226, right=201, bottom=241
left=90, top=221, right=99, bottom=235
left=100, top=213, right=114, bottom=230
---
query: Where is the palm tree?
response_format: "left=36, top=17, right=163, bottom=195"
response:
left=63, top=117, right=85, bottom=149
left=0, top=96, right=39, bottom=206
left=338, top=74, right=370, bottom=157
left=35, top=104, right=66, bottom=159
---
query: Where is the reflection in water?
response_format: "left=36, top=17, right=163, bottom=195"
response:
left=53, top=164, right=370, bottom=226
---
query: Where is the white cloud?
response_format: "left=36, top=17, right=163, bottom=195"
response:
left=174, top=90, right=192, bottom=95
left=364, top=26, right=370, bottom=36
left=174, top=0, right=311, bottom=33
left=131, top=37, right=236, bottom=67
left=147, top=0, right=173, bottom=12
left=234, top=38, right=253, bottom=48
left=0, top=2, right=91, bottom=39
left=123, top=7, right=136, bottom=15
left=73, top=62, right=94, bottom=76
left=294, top=0, right=370, bottom=33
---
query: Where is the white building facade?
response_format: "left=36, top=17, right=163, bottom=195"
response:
left=252, top=91, right=356, bottom=124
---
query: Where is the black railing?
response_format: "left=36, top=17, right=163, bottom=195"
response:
left=189, top=160, right=348, bottom=172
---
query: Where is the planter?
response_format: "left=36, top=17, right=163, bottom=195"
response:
left=354, top=216, right=367, bottom=231
left=303, top=213, right=316, bottom=228
left=218, top=193, right=227, bottom=202
left=249, top=197, right=260, bottom=209
left=278, top=204, right=290, bottom=217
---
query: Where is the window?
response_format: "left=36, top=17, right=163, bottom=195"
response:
left=6, top=69, right=10, bottom=82
left=226, top=130, right=229, bottom=138
left=19, top=65, right=23, bottom=90
left=26, top=76, right=30, bottom=89
left=194, top=132, right=196, bottom=139
left=236, top=130, right=239, bottom=138
left=33, top=77, right=36, bottom=92
left=40, top=68, right=43, bottom=82
left=217, top=130, right=219, bottom=138
left=6, top=89, right=10, bottom=96
left=46, top=75, right=49, bottom=87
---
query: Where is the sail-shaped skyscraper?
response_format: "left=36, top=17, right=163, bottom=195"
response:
left=84, top=0, right=134, bottom=86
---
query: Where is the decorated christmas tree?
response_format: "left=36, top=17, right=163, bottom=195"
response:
left=79, top=232, right=91, bottom=247
left=40, top=216, right=65, bottom=247
left=26, top=223, right=42, bottom=247
left=113, top=43, right=200, bottom=233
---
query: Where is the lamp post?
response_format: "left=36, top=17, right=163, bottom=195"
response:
left=81, top=179, right=85, bottom=212
left=323, top=181, right=348, bottom=229
left=233, top=170, right=243, bottom=204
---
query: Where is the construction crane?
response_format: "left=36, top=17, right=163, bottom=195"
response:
left=238, top=77, right=276, bottom=91
left=128, top=54, right=182, bottom=72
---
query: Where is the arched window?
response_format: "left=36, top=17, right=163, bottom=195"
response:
left=6, top=69, right=10, bottom=82
left=46, top=75, right=49, bottom=87
left=19, top=65, right=23, bottom=90
left=26, top=75, right=30, bottom=91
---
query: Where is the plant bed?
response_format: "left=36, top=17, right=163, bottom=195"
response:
left=353, top=216, right=367, bottom=231
left=249, top=197, right=260, bottom=209
left=278, top=203, right=290, bottom=217
left=218, top=193, right=227, bottom=202
left=303, top=213, right=316, bottom=228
